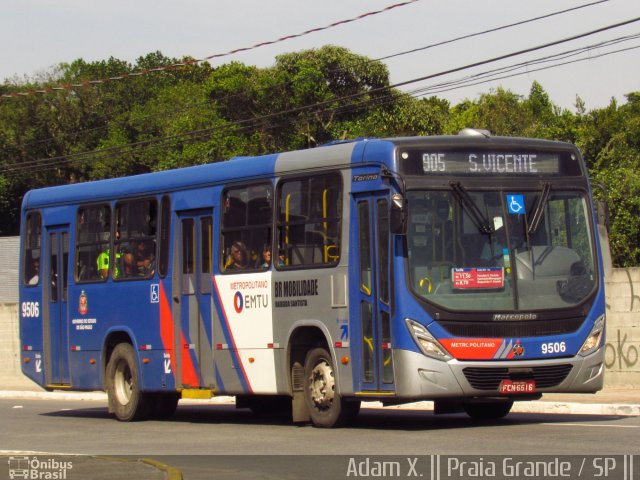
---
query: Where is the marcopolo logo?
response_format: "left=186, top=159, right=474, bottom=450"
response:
left=8, top=456, right=73, bottom=479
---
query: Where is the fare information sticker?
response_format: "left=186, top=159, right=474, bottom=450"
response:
left=452, top=267, right=505, bottom=290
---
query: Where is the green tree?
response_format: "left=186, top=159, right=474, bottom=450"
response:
left=206, top=46, right=392, bottom=151
left=590, top=97, right=640, bottom=267
left=447, top=87, right=533, bottom=135
left=334, top=93, right=449, bottom=138
left=1, top=50, right=639, bottom=265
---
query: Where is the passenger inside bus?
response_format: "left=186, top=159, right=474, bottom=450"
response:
left=258, top=244, right=272, bottom=269
left=97, top=249, right=122, bottom=279
left=121, top=253, right=135, bottom=277
left=226, top=241, right=249, bottom=270
left=28, top=258, right=40, bottom=285
left=133, top=239, right=155, bottom=276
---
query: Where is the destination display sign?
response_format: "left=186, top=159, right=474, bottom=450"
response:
left=452, top=267, right=505, bottom=290
left=398, top=149, right=582, bottom=176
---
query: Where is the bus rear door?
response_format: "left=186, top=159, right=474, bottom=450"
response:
left=175, top=210, right=215, bottom=389
left=352, top=193, right=395, bottom=394
left=44, top=225, right=70, bottom=386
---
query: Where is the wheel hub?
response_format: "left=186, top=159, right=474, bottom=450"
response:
left=309, top=360, right=335, bottom=409
left=114, top=361, right=133, bottom=406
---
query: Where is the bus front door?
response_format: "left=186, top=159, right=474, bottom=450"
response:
left=353, top=194, right=395, bottom=393
left=44, top=226, right=70, bottom=386
left=176, top=211, right=215, bottom=389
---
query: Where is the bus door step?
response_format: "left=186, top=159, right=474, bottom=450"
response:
left=45, top=384, right=72, bottom=391
left=354, top=391, right=396, bottom=398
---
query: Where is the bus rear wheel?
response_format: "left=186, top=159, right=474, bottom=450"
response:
left=463, top=399, right=513, bottom=420
left=303, top=347, right=360, bottom=428
left=106, top=343, right=150, bottom=421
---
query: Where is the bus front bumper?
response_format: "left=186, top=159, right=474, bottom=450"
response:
left=392, top=346, right=604, bottom=401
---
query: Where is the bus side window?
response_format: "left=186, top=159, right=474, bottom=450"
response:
left=75, top=205, right=111, bottom=282
left=23, top=212, right=42, bottom=286
left=276, top=173, right=342, bottom=268
left=115, top=198, right=158, bottom=279
left=221, top=183, right=272, bottom=273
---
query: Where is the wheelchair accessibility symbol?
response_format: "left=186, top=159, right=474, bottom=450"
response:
left=507, top=194, right=526, bottom=215
left=150, top=284, right=160, bottom=303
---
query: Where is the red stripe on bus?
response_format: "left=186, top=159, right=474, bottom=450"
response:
left=159, top=282, right=199, bottom=387
left=212, top=276, right=253, bottom=393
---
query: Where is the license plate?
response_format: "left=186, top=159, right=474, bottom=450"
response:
left=499, top=379, right=536, bottom=394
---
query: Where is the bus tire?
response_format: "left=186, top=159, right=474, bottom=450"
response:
left=303, top=347, right=360, bottom=428
left=463, top=399, right=513, bottom=420
left=106, top=343, right=150, bottom=421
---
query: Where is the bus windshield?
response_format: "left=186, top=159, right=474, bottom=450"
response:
left=406, top=188, right=596, bottom=311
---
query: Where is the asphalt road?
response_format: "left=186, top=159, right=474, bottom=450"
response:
left=2, top=398, right=639, bottom=479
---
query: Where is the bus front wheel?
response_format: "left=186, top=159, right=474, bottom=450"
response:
left=303, top=347, right=360, bottom=428
left=106, top=343, right=150, bottom=421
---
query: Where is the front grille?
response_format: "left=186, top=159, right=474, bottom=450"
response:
left=440, top=317, right=584, bottom=338
left=463, top=364, right=573, bottom=390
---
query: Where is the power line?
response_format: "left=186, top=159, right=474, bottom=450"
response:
left=407, top=33, right=640, bottom=97
left=423, top=43, right=640, bottom=97
left=322, top=35, right=640, bottom=120
left=377, top=0, right=611, bottom=63
left=7, top=0, right=611, bottom=151
left=3, top=16, right=640, bottom=177
left=0, top=0, right=420, bottom=100
left=388, top=17, right=640, bottom=91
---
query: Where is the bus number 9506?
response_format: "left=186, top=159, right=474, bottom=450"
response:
left=541, top=341, right=566, bottom=355
left=21, top=301, right=40, bottom=318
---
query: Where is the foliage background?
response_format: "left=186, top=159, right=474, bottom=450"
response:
left=1, top=46, right=638, bottom=266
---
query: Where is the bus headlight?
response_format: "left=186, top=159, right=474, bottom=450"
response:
left=579, top=315, right=605, bottom=357
left=405, top=319, right=452, bottom=361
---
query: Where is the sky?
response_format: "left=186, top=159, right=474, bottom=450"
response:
left=2, top=0, right=640, bottom=111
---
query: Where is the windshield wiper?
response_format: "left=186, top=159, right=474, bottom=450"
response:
left=449, top=181, right=494, bottom=234
left=527, top=182, right=551, bottom=235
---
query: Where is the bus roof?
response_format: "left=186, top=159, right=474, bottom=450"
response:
left=22, top=152, right=279, bottom=209
left=21, top=135, right=579, bottom=210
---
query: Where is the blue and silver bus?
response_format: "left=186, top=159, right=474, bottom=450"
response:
left=19, top=131, right=608, bottom=427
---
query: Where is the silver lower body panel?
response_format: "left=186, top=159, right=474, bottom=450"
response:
left=392, top=347, right=604, bottom=401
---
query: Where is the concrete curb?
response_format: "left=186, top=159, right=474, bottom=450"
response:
left=512, top=401, right=640, bottom=416
left=1, top=390, right=638, bottom=416
left=0, top=390, right=108, bottom=401
left=362, top=400, right=640, bottom=417
left=141, top=458, right=183, bottom=480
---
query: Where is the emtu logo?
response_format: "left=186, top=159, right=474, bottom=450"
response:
left=233, top=291, right=244, bottom=313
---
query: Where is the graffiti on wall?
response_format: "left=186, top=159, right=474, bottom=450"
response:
left=606, top=268, right=640, bottom=313
left=604, top=269, right=639, bottom=371
left=605, top=329, right=638, bottom=370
